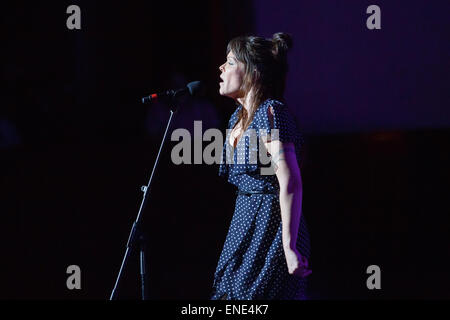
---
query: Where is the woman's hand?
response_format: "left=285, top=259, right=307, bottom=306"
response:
left=284, top=247, right=312, bottom=278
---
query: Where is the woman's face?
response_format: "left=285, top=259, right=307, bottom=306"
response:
left=219, top=51, right=246, bottom=99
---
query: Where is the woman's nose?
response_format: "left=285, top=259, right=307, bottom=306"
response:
left=219, top=63, right=225, bottom=72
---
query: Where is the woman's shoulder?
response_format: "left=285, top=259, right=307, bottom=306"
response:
left=254, top=98, right=289, bottom=120
left=254, top=98, right=302, bottom=141
left=260, top=98, right=285, bottom=109
left=256, top=98, right=289, bottom=117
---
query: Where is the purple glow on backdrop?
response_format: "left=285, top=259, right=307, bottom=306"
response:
left=253, top=1, right=449, bottom=133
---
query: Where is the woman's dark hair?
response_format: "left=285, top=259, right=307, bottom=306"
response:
left=227, top=32, right=293, bottom=133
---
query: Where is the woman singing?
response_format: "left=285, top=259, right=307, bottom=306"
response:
left=211, top=32, right=312, bottom=300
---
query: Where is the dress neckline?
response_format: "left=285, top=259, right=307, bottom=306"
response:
left=228, top=105, right=252, bottom=149
left=227, top=99, right=275, bottom=149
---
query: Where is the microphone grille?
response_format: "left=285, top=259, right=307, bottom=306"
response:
left=186, top=81, right=204, bottom=97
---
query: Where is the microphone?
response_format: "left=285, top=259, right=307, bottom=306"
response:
left=142, top=81, right=204, bottom=104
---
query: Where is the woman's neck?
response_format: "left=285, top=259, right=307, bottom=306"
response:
left=237, top=88, right=255, bottom=112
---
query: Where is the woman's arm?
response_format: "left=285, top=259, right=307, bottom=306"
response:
left=271, top=140, right=302, bottom=251
left=264, top=106, right=311, bottom=278
left=264, top=106, right=303, bottom=251
left=270, top=140, right=311, bottom=278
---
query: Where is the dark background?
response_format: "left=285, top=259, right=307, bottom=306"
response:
left=1, top=1, right=449, bottom=299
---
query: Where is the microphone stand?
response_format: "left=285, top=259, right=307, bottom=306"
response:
left=110, top=102, right=179, bottom=300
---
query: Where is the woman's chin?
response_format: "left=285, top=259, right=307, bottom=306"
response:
left=219, top=87, right=237, bottom=99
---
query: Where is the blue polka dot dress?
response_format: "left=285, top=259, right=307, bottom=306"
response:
left=211, top=98, right=311, bottom=300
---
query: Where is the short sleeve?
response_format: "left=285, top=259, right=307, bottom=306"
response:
left=261, top=100, right=298, bottom=143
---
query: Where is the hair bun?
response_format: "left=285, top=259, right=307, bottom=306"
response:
left=272, top=32, right=293, bottom=56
